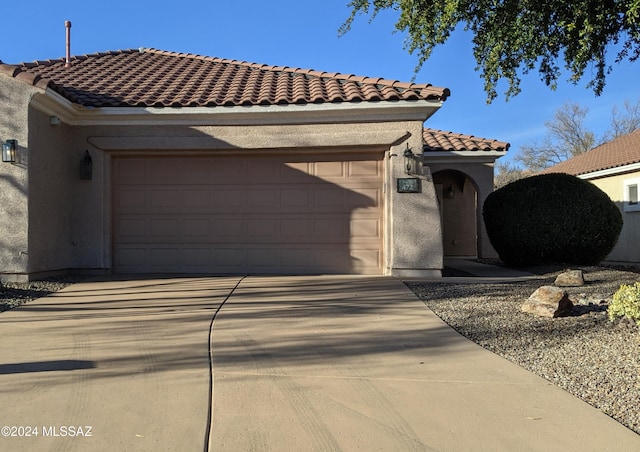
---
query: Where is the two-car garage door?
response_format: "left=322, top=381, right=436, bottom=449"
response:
left=112, top=153, right=384, bottom=275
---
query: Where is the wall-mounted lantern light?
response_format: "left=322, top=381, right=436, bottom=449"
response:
left=80, top=150, right=92, bottom=180
left=2, top=139, right=17, bottom=163
left=403, top=144, right=415, bottom=175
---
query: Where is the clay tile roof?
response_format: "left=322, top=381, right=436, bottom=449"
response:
left=422, top=128, right=510, bottom=153
left=539, top=129, right=640, bottom=176
left=2, top=48, right=450, bottom=108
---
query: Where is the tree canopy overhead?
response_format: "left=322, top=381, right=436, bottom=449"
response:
left=341, top=0, right=640, bottom=102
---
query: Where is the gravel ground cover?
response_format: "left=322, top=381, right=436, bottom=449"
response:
left=0, top=276, right=87, bottom=312
left=407, top=265, right=640, bottom=436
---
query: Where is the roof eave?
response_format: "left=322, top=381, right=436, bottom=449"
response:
left=577, top=162, right=640, bottom=180
left=423, top=150, right=508, bottom=163
left=30, top=90, right=444, bottom=126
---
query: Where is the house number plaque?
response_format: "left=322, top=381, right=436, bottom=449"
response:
left=397, top=178, right=421, bottom=193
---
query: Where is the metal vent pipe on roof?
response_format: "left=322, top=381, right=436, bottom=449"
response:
left=65, top=20, right=72, bottom=68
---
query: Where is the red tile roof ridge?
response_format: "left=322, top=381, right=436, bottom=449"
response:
left=15, top=49, right=135, bottom=69
left=1, top=49, right=143, bottom=90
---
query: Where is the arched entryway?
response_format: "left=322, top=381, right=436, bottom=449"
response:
left=433, top=170, right=478, bottom=257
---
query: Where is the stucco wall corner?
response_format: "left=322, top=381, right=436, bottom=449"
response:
left=0, top=75, right=41, bottom=277
left=387, top=135, right=444, bottom=276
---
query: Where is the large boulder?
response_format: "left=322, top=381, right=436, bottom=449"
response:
left=521, top=286, right=574, bottom=318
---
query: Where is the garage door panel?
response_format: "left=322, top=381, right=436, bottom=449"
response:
left=148, top=189, right=179, bottom=209
left=178, top=159, right=212, bottom=183
left=280, top=218, right=312, bottom=238
left=281, top=189, right=311, bottom=208
left=148, top=160, right=179, bottom=183
left=350, top=188, right=381, bottom=207
left=116, top=190, right=146, bottom=210
left=113, top=154, right=384, bottom=274
left=248, top=160, right=277, bottom=180
left=149, top=219, right=179, bottom=238
left=116, top=216, right=382, bottom=244
left=314, top=218, right=348, bottom=239
left=182, top=219, right=211, bottom=238
left=149, top=248, right=179, bottom=268
left=182, top=190, right=210, bottom=207
left=114, top=244, right=383, bottom=274
left=313, top=187, right=347, bottom=210
left=248, top=189, right=278, bottom=208
left=284, top=162, right=311, bottom=177
left=315, top=161, right=345, bottom=177
left=248, top=219, right=278, bottom=237
left=118, top=219, right=147, bottom=239
left=213, top=218, right=247, bottom=238
left=213, top=189, right=247, bottom=210
left=215, top=248, right=246, bottom=268
left=181, top=248, right=211, bottom=267
left=247, top=249, right=275, bottom=268
left=115, top=159, right=146, bottom=184
left=351, top=218, right=381, bottom=239
left=348, top=159, right=381, bottom=177
left=351, top=249, right=382, bottom=273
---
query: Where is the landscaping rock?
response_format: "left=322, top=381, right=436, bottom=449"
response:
left=554, top=270, right=585, bottom=287
left=521, top=285, right=574, bottom=318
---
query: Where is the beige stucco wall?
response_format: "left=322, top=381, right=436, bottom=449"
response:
left=26, top=108, right=76, bottom=275
left=588, top=171, right=640, bottom=264
left=44, top=118, right=443, bottom=277
left=387, top=124, right=443, bottom=277
left=0, top=76, right=38, bottom=280
left=426, top=160, right=498, bottom=258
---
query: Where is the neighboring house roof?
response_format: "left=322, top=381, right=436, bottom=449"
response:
left=540, top=129, right=640, bottom=176
left=0, top=48, right=450, bottom=108
left=422, top=128, right=510, bottom=153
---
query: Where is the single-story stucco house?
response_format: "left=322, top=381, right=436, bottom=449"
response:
left=540, top=129, right=640, bottom=265
left=0, top=48, right=507, bottom=281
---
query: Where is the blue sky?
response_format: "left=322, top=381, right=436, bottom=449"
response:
left=3, top=1, right=639, bottom=164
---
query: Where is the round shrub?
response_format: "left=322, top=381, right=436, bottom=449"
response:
left=482, top=173, right=623, bottom=266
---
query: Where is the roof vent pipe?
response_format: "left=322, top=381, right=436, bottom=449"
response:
left=65, top=21, right=72, bottom=68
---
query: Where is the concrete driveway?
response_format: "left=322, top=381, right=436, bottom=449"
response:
left=1, top=276, right=638, bottom=451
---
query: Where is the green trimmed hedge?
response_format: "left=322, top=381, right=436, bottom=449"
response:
left=483, top=173, right=623, bottom=266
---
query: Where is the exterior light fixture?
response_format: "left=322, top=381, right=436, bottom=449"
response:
left=403, top=144, right=415, bottom=175
left=2, top=139, right=17, bottom=163
left=80, top=150, right=93, bottom=180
